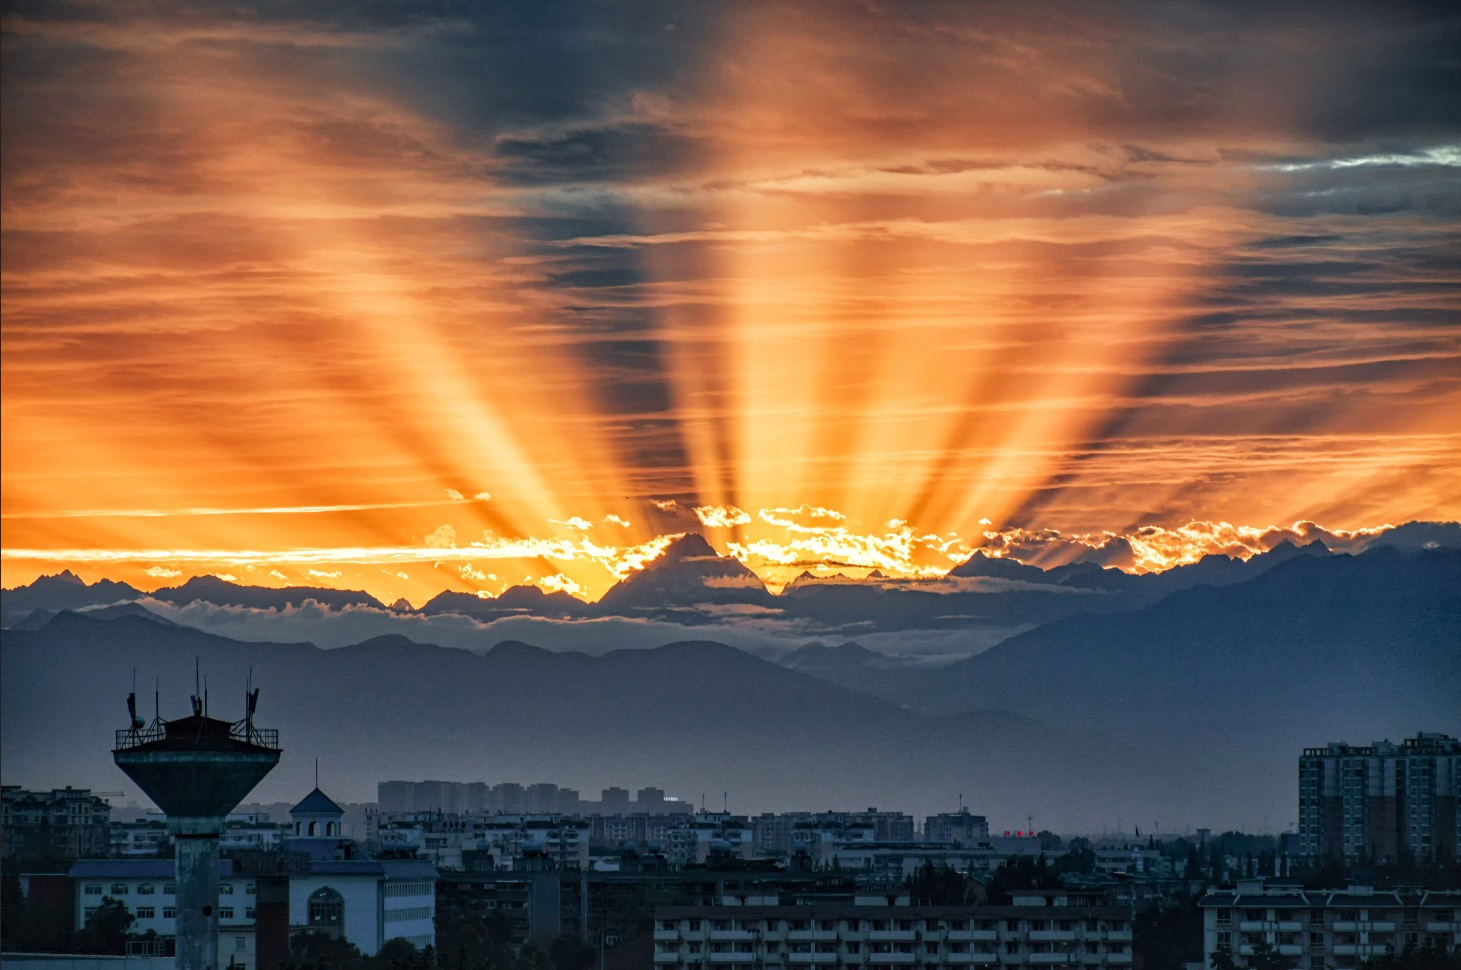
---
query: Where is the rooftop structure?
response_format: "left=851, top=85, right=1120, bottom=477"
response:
left=112, top=681, right=280, bottom=970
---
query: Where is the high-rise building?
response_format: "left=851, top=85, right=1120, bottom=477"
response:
left=1298, top=732, right=1460, bottom=861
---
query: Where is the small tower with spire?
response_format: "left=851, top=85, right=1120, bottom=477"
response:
left=290, top=782, right=345, bottom=838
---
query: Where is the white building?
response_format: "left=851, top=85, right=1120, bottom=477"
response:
left=652, top=897, right=1133, bottom=969
left=69, top=789, right=437, bottom=962
left=70, top=860, right=258, bottom=967
left=1199, top=881, right=1461, bottom=970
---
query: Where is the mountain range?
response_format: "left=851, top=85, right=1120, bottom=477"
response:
left=6, top=527, right=1428, bottom=640
left=3, top=539, right=1458, bottom=829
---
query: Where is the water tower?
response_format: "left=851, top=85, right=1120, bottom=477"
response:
left=114, top=680, right=280, bottom=970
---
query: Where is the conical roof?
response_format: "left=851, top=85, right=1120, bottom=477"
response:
left=290, top=787, right=344, bottom=817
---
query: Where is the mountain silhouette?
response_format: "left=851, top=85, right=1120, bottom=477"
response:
left=595, top=533, right=775, bottom=612
left=150, top=575, right=386, bottom=612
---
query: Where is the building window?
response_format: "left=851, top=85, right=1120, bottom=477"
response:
left=136, top=907, right=155, bottom=919
left=246, top=907, right=256, bottom=919
left=308, top=887, right=344, bottom=931
left=164, top=883, right=176, bottom=895
left=85, top=885, right=103, bottom=895
left=220, top=884, right=234, bottom=895
left=111, top=883, right=129, bottom=895
left=236, top=937, right=247, bottom=951
left=219, top=908, right=234, bottom=919
left=137, top=884, right=155, bottom=895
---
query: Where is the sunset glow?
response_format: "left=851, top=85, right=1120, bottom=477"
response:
left=3, top=2, right=1458, bottom=604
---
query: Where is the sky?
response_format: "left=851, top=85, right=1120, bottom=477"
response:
left=3, top=1, right=1459, bottom=605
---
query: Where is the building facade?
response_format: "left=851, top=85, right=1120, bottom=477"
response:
left=66, top=789, right=437, bottom=961
left=651, top=900, right=1133, bottom=969
left=1200, top=882, right=1461, bottom=970
left=3, top=787, right=112, bottom=859
left=1298, top=733, right=1461, bottom=860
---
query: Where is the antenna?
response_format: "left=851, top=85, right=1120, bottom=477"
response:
left=155, top=678, right=160, bottom=719
left=127, top=668, right=143, bottom=731
left=191, top=658, right=202, bottom=716
left=315, top=759, right=319, bottom=789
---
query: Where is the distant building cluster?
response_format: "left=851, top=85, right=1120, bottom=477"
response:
left=1298, top=732, right=1460, bottom=861
left=12, top=732, right=1461, bottom=970
left=367, top=805, right=1077, bottom=877
left=377, top=779, right=692, bottom=816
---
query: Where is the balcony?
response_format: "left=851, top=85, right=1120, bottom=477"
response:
left=787, top=930, right=839, bottom=942
left=1108, top=953, right=1133, bottom=964
left=1239, top=922, right=1267, bottom=932
left=1031, top=932, right=1078, bottom=942
left=868, top=931, right=917, bottom=942
left=1029, top=953, right=1076, bottom=964
left=1333, top=922, right=1358, bottom=932
left=1277, top=922, right=1302, bottom=932
left=709, top=952, right=755, bottom=963
left=1107, top=931, right=1132, bottom=942
left=1332, top=945, right=1358, bottom=956
left=1426, top=922, right=1457, bottom=932
left=655, top=930, right=680, bottom=941
left=653, top=952, right=679, bottom=964
left=1369, top=922, right=1397, bottom=932
left=1278, top=946, right=1302, bottom=956
left=786, top=955, right=838, bottom=965
left=709, top=930, right=758, bottom=942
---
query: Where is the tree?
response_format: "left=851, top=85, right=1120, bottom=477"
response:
left=286, top=930, right=366, bottom=970
left=549, top=935, right=597, bottom=970
left=1133, top=898, right=1202, bottom=970
left=514, top=942, right=554, bottom=970
left=1210, top=944, right=1238, bottom=970
left=1361, top=939, right=1461, bottom=970
left=1247, top=940, right=1298, bottom=970
left=77, top=897, right=135, bottom=954
left=909, top=861, right=977, bottom=905
left=985, top=855, right=1059, bottom=904
left=371, top=938, right=430, bottom=970
left=1056, top=840, right=1096, bottom=876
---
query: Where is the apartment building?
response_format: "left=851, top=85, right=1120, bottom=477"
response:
left=1200, top=881, right=1461, bottom=970
left=2, top=786, right=111, bottom=859
left=925, top=812, right=990, bottom=846
left=652, top=898, right=1133, bottom=969
left=1298, top=732, right=1460, bottom=861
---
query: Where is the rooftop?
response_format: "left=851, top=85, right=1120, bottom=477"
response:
left=290, top=788, right=344, bottom=817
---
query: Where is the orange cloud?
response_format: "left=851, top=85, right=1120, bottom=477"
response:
left=3, top=2, right=1457, bottom=605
